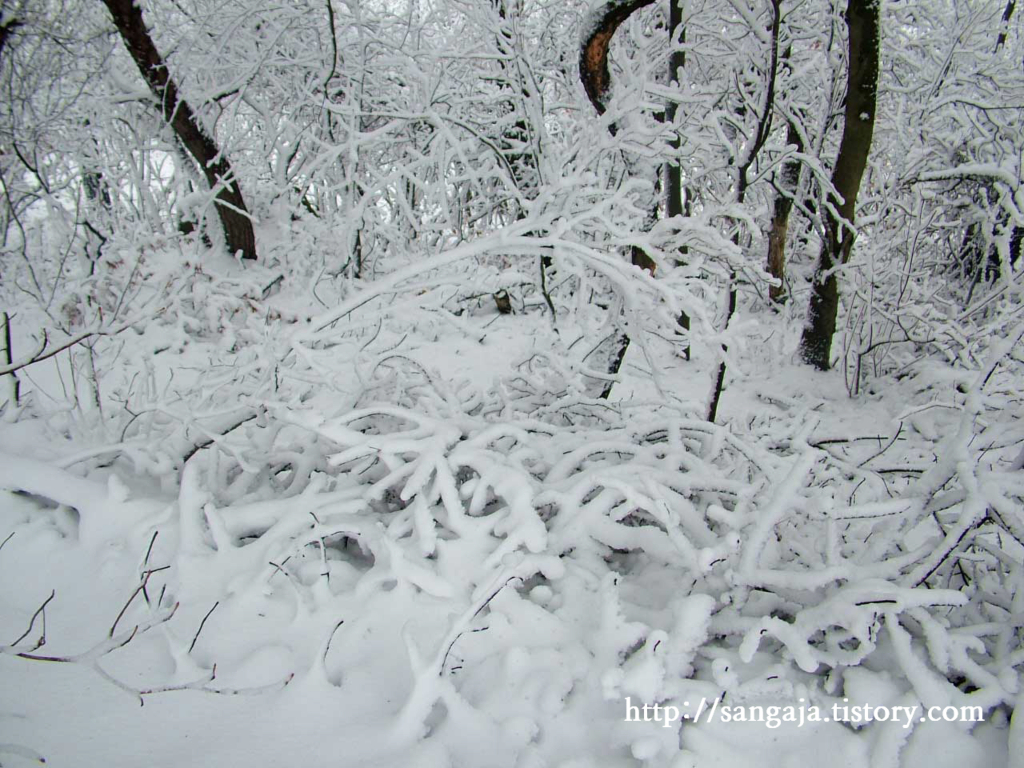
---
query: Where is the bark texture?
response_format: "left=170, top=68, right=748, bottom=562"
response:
left=799, top=0, right=879, bottom=370
left=766, top=119, right=803, bottom=303
left=101, top=0, right=257, bottom=260
left=579, top=0, right=657, bottom=117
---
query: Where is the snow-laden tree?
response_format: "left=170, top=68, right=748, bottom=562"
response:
left=798, top=0, right=880, bottom=370
left=2, top=1, right=1024, bottom=765
left=101, top=0, right=258, bottom=260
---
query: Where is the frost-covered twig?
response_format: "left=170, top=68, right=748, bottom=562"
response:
left=3, top=590, right=55, bottom=653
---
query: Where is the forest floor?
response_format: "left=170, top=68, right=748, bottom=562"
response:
left=0, top=261, right=1017, bottom=768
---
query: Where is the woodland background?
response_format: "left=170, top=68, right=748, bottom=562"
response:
left=0, top=0, right=1023, bottom=766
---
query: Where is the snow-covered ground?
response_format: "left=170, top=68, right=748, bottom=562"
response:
left=1, top=262, right=1020, bottom=768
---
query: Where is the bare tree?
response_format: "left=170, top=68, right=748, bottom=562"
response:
left=799, top=0, right=880, bottom=370
left=100, top=0, right=257, bottom=260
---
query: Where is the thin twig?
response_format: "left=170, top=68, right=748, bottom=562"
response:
left=323, top=619, right=345, bottom=667
left=110, top=567, right=169, bottom=638
left=440, top=576, right=519, bottom=674
left=0, top=305, right=168, bottom=377
left=16, top=603, right=179, bottom=666
left=857, top=422, right=904, bottom=468
left=180, top=410, right=259, bottom=464
left=188, top=601, right=220, bottom=654
left=2, top=311, right=20, bottom=406
left=143, top=530, right=159, bottom=568
left=7, top=590, right=55, bottom=649
left=204, top=672, right=295, bottom=696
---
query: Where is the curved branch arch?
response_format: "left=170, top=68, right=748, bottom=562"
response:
left=579, top=0, right=657, bottom=118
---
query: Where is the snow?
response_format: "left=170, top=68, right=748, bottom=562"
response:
left=1, top=260, right=1019, bottom=767
left=2, top=0, right=1022, bottom=764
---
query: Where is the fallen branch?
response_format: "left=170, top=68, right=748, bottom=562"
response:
left=180, top=409, right=260, bottom=464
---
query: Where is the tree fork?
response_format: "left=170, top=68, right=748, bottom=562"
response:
left=101, top=0, right=257, bottom=260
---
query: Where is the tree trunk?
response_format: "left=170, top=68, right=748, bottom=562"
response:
left=580, top=0, right=659, bottom=398
left=101, top=0, right=257, bottom=260
left=666, top=0, right=691, bottom=360
left=492, top=0, right=539, bottom=207
left=707, top=0, right=782, bottom=423
left=579, top=0, right=657, bottom=120
left=799, top=0, right=879, bottom=370
left=492, top=0, right=555, bottom=309
left=766, top=118, right=803, bottom=303
left=996, top=0, right=1016, bottom=52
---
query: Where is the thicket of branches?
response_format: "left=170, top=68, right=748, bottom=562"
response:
left=1, top=0, right=1022, bottom=760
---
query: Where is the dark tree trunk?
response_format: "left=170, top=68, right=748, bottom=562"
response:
left=799, top=0, right=879, bottom=370
left=665, top=0, right=686, bottom=221
left=666, top=0, right=691, bottom=360
left=766, top=117, right=803, bottom=304
left=101, top=0, right=257, bottom=260
left=996, top=0, right=1016, bottom=51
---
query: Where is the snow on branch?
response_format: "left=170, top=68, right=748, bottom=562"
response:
left=579, top=0, right=658, bottom=117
